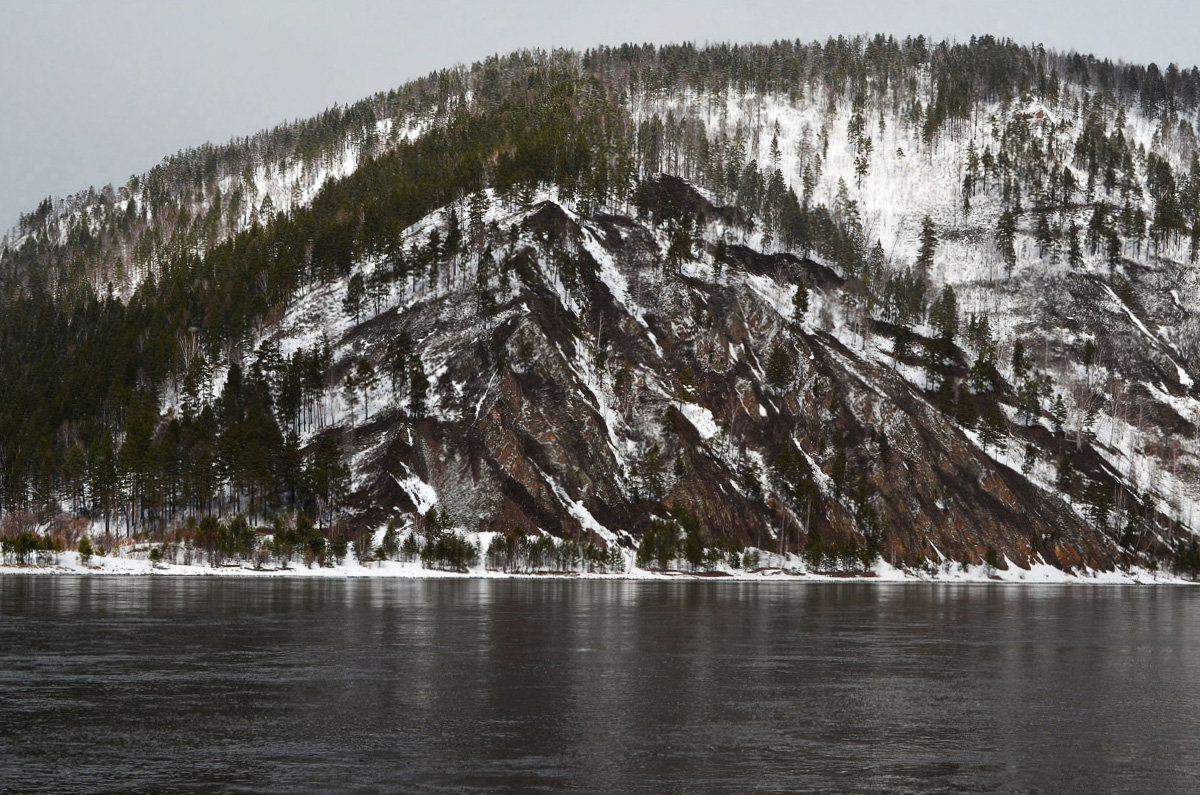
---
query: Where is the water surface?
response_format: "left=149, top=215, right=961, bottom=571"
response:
left=1, top=577, right=1198, bottom=792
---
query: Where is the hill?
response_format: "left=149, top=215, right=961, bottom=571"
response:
left=3, top=37, right=1200, bottom=577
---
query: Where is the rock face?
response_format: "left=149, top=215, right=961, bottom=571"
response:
left=305, top=181, right=1128, bottom=571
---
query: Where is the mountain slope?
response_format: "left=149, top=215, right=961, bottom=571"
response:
left=306, top=181, right=1112, bottom=570
left=4, top=38, right=1200, bottom=576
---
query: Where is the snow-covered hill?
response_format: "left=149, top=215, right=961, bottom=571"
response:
left=4, top=38, right=1200, bottom=578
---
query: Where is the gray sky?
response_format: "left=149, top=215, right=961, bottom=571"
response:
left=2, top=0, right=1198, bottom=230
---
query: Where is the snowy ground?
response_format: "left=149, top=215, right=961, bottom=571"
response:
left=3, top=550, right=1192, bottom=585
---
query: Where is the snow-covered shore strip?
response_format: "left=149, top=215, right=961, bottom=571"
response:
left=2, top=552, right=1192, bottom=585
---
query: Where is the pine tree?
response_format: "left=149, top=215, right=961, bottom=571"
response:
left=386, top=333, right=413, bottom=397
left=892, top=325, right=914, bottom=361
left=765, top=344, right=793, bottom=391
left=1017, top=379, right=1042, bottom=425
left=995, top=210, right=1018, bottom=272
left=77, top=536, right=93, bottom=565
left=1068, top=222, right=1084, bottom=268
left=355, top=359, right=378, bottom=419
left=829, top=440, right=848, bottom=498
left=343, top=272, right=366, bottom=322
left=408, top=358, right=430, bottom=417
left=343, top=372, right=360, bottom=425
left=1011, top=339, right=1027, bottom=379
left=792, top=282, right=809, bottom=326
left=1051, top=394, right=1067, bottom=433
left=1022, top=444, right=1037, bottom=475
left=928, top=284, right=959, bottom=350
left=634, top=445, right=665, bottom=501
left=468, top=190, right=488, bottom=251
left=979, top=404, right=1007, bottom=452
left=916, top=215, right=937, bottom=279
left=1056, top=454, right=1075, bottom=500
left=309, top=435, right=349, bottom=530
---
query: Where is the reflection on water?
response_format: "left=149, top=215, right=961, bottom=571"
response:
left=1, top=577, right=1198, bottom=792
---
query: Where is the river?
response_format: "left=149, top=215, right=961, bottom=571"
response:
left=2, top=577, right=1198, bottom=792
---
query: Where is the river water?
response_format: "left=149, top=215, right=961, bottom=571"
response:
left=1, top=577, right=1198, bottom=792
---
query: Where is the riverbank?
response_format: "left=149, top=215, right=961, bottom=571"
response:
left=2, top=549, right=1192, bottom=584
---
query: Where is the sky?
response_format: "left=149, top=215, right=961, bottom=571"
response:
left=2, top=0, right=1198, bottom=231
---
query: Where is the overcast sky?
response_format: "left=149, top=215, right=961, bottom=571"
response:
left=2, top=0, right=1198, bottom=230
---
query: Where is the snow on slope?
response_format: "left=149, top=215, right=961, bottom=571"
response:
left=628, top=80, right=1200, bottom=536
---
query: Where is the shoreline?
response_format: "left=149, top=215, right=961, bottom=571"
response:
left=2, top=553, right=1194, bottom=585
